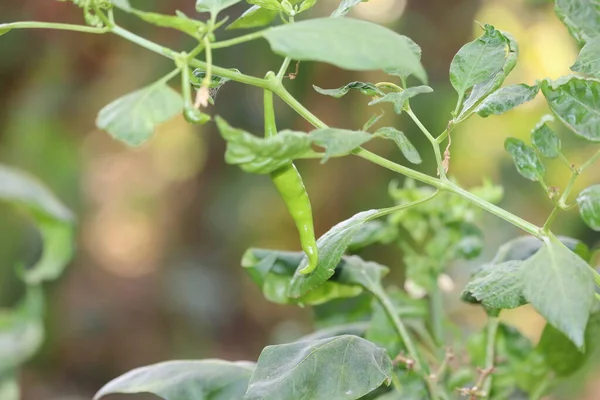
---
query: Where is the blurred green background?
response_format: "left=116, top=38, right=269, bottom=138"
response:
left=1, top=0, right=599, bottom=398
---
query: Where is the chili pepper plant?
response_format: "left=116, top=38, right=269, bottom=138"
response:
left=1, top=0, right=600, bottom=399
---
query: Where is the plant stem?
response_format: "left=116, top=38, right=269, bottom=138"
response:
left=406, top=108, right=446, bottom=179
left=277, top=57, right=293, bottom=80
left=429, top=281, right=444, bottom=346
left=0, top=21, right=109, bottom=33
left=211, top=30, right=265, bottom=49
left=264, top=76, right=277, bottom=138
left=482, top=316, right=499, bottom=399
left=542, top=206, right=559, bottom=233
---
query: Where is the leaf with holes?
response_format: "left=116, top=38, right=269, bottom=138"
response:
left=244, top=335, right=392, bottom=400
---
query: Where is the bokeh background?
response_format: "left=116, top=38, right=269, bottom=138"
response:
left=1, top=0, right=600, bottom=398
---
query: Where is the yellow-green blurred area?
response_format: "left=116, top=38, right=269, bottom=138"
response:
left=1, top=0, right=599, bottom=399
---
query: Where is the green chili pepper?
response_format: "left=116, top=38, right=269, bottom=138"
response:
left=264, top=83, right=318, bottom=274
left=271, top=164, right=319, bottom=274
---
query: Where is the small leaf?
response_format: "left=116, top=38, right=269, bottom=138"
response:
left=196, top=0, right=243, bottom=17
left=531, top=115, right=561, bottom=158
left=336, top=256, right=389, bottom=293
left=96, top=82, right=183, bottom=147
left=577, top=185, right=600, bottom=231
left=288, top=210, right=379, bottom=298
left=368, top=86, right=433, bottom=114
left=374, top=127, right=421, bottom=164
left=111, top=0, right=132, bottom=10
left=313, top=82, right=384, bottom=99
left=554, top=0, right=600, bottom=44
left=227, top=5, right=277, bottom=30
left=571, top=36, right=600, bottom=77
left=461, top=261, right=526, bottom=309
left=450, top=24, right=509, bottom=98
left=309, top=128, right=372, bottom=162
left=0, top=26, right=11, bottom=36
left=541, top=76, right=600, bottom=142
left=0, top=287, right=44, bottom=374
left=362, top=111, right=385, bottom=132
left=263, top=18, right=426, bottom=82
left=131, top=10, right=206, bottom=37
left=520, top=235, right=595, bottom=349
left=331, top=0, right=367, bottom=17
left=475, top=83, right=539, bottom=117
left=215, top=117, right=312, bottom=174
left=298, top=0, right=317, bottom=13
left=504, top=138, right=545, bottom=181
left=247, top=0, right=282, bottom=11
left=244, top=335, right=392, bottom=400
left=0, top=165, right=75, bottom=284
left=94, top=360, right=255, bottom=400
left=459, top=32, right=518, bottom=118
left=536, top=312, right=600, bottom=377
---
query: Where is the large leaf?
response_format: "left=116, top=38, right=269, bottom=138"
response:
left=461, top=261, right=526, bottom=310
left=368, top=86, right=433, bottom=114
left=531, top=115, right=561, bottom=158
left=288, top=210, right=379, bottom=298
left=262, top=18, right=426, bottom=82
left=554, top=0, right=600, bottom=44
left=331, top=0, right=366, bottom=17
left=577, top=185, right=600, bottom=231
left=520, top=235, right=595, bottom=349
left=96, top=82, right=183, bottom=147
left=227, top=5, right=277, bottom=30
left=309, top=128, right=372, bottom=162
left=458, top=31, right=518, bottom=119
left=0, top=287, right=44, bottom=374
left=215, top=117, right=311, bottom=174
left=384, top=37, right=423, bottom=83
left=541, top=76, right=600, bottom=142
left=95, top=359, right=255, bottom=400
left=373, top=127, right=421, bottom=164
left=313, top=82, right=384, bottom=99
left=196, top=0, right=243, bottom=17
left=449, top=24, right=509, bottom=98
left=0, top=165, right=75, bottom=284
left=244, top=335, right=392, bottom=400
left=504, top=138, right=545, bottom=181
left=572, top=36, right=600, bottom=77
left=475, top=83, right=539, bottom=117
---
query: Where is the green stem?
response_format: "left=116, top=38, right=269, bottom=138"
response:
left=435, top=128, right=449, bottom=144
left=202, top=35, right=213, bottom=86
left=453, top=92, right=465, bottom=117
left=429, top=281, right=444, bottom=346
left=264, top=75, right=277, bottom=138
left=542, top=206, right=559, bottom=233
left=211, top=30, right=266, bottom=49
left=530, top=378, right=549, bottom=400
left=580, top=149, right=600, bottom=172
left=0, top=21, right=109, bottom=33
left=406, top=107, right=446, bottom=179
left=482, top=316, right=499, bottom=399
left=277, top=57, right=293, bottom=80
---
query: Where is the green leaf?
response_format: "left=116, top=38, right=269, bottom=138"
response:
left=347, top=220, right=396, bottom=252
left=196, top=0, right=243, bottom=17
left=312, top=293, right=374, bottom=329
left=520, top=235, right=595, bottom=349
left=536, top=312, right=600, bottom=377
left=247, top=0, right=282, bottom=11
left=462, top=261, right=526, bottom=309
left=368, top=86, right=433, bottom=114
left=450, top=24, right=509, bottom=98
left=288, top=210, right=379, bottom=298
left=0, top=287, right=44, bottom=374
left=531, top=115, right=561, bottom=158
left=475, top=83, right=539, bottom=117
left=313, top=82, right=384, bottom=99
left=298, top=0, right=317, bottom=13
left=245, top=335, right=392, bottom=400
left=0, top=26, right=11, bottom=36
left=504, top=138, right=545, bottom=181
left=215, top=117, right=311, bottom=174
left=96, top=82, right=183, bottom=147
left=111, top=0, right=132, bottom=10
left=541, top=76, right=600, bottom=142
left=0, top=165, right=75, bottom=284
left=554, top=0, right=600, bottom=44
left=263, top=18, right=426, bottom=82
left=331, top=0, right=367, bottom=17
left=309, top=128, right=372, bottom=162
left=577, top=184, right=600, bottom=231
left=384, top=37, right=423, bottom=83
left=131, top=10, right=206, bottom=37
left=94, top=360, right=255, bottom=400
left=227, top=5, right=277, bottom=30
left=571, top=36, right=600, bottom=77
left=297, top=322, right=369, bottom=342
left=336, top=256, right=389, bottom=293
left=362, top=111, right=385, bottom=132
left=374, top=127, right=421, bottom=164
left=459, top=32, right=518, bottom=118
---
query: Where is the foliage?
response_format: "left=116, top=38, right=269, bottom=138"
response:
left=2, top=0, right=600, bottom=399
